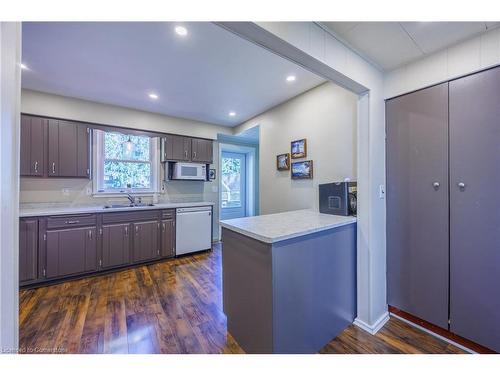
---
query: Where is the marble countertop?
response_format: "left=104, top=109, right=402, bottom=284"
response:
left=19, top=201, right=215, bottom=217
left=220, top=209, right=356, bottom=244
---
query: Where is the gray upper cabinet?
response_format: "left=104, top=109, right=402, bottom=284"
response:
left=132, top=221, right=159, bottom=262
left=386, top=83, right=450, bottom=329
left=19, top=218, right=38, bottom=283
left=48, top=119, right=90, bottom=178
left=191, top=138, right=213, bottom=163
left=449, top=67, right=500, bottom=352
left=162, top=134, right=212, bottom=163
left=45, top=226, right=97, bottom=278
left=102, top=223, right=131, bottom=269
left=20, top=115, right=47, bottom=177
left=163, top=134, right=191, bottom=161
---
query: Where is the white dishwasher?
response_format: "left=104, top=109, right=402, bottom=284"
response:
left=175, top=206, right=212, bottom=255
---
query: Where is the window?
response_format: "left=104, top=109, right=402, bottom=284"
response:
left=221, top=152, right=245, bottom=209
left=94, top=130, right=159, bottom=194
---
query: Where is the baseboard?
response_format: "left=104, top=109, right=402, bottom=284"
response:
left=389, top=313, right=475, bottom=354
left=353, top=311, right=390, bottom=335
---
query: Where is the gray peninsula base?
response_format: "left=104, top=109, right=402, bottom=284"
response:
left=221, top=223, right=357, bottom=353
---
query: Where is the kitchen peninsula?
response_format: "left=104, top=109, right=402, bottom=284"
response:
left=220, top=209, right=357, bottom=353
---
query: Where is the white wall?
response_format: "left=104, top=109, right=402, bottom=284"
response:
left=20, top=89, right=226, bottom=240
left=0, top=22, right=21, bottom=352
left=221, top=22, right=388, bottom=332
left=385, top=27, right=500, bottom=98
left=236, top=82, right=357, bottom=215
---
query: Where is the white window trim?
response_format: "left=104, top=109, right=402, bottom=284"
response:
left=92, top=130, right=160, bottom=196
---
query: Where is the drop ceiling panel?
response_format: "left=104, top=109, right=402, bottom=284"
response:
left=341, top=22, right=423, bottom=70
left=400, top=22, right=487, bottom=54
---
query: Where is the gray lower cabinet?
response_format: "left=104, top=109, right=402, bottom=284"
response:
left=160, top=218, right=175, bottom=258
left=449, top=67, right=500, bottom=352
left=132, top=221, right=160, bottom=262
left=102, top=223, right=131, bottom=268
left=45, top=227, right=97, bottom=278
left=386, top=82, right=450, bottom=329
left=19, top=218, right=38, bottom=283
left=21, top=208, right=186, bottom=287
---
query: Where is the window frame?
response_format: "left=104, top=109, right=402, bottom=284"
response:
left=93, top=130, right=160, bottom=195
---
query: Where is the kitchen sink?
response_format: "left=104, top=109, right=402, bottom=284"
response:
left=103, top=203, right=155, bottom=209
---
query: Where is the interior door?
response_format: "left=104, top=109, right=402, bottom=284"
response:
left=221, top=151, right=247, bottom=220
left=449, top=67, right=500, bottom=352
left=386, top=83, right=450, bottom=329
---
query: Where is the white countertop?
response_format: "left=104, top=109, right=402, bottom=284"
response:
left=220, top=209, right=356, bottom=244
left=19, top=201, right=215, bottom=217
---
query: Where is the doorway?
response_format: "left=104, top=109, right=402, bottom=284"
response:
left=221, top=151, right=247, bottom=220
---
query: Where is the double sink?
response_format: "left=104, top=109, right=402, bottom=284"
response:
left=103, top=203, right=156, bottom=209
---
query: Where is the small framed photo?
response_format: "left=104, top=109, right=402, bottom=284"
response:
left=291, top=139, right=307, bottom=159
left=291, top=160, right=313, bottom=179
left=209, top=169, right=216, bottom=181
left=276, top=153, right=290, bottom=171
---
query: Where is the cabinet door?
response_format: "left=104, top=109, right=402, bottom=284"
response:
left=102, top=223, right=130, bottom=268
left=161, top=219, right=175, bottom=258
left=48, top=120, right=90, bottom=178
left=20, top=115, right=46, bottom=177
left=20, top=115, right=31, bottom=176
left=192, top=138, right=213, bottom=163
left=449, top=67, right=500, bottom=352
left=132, top=221, right=159, bottom=262
left=19, top=219, right=38, bottom=282
left=386, top=83, right=450, bottom=329
left=167, top=135, right=190, bottom=161
left=76, top=124, right=90, bottom=177
left=45, top=227, right=97, bottom=278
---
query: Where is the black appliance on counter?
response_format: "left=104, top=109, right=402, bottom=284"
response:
left=319, top=181, right=357, bottom=216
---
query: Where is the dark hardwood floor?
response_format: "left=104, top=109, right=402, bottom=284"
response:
left=19, top=243, right=465, bottom=354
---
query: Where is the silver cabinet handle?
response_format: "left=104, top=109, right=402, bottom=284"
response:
left=88, top=230, right=92, bottom=239
left=34, top=161, right=38, bottom=173
left=124, top=226, right=128, bottom=236
left=458, top=182, right=466, bottom=189
left=433, top=182, right=440, bottom=189
left=162, top=223, right=166, bottom=231
left=135, top=226, right=139, bottom=234
left=193, top=151, right=197, bottom=158
left=184, top=150, right=188, bottom=158
left=65, top=220, right=80, bottom=224
left=52, top=162, right=56, bottom=174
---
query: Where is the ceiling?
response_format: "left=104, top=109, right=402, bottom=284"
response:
left=22, top=22, right=325, bottom=127
left=322, top=22, right=500, bottom=71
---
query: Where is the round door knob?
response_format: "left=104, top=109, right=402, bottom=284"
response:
left=433, top=182, right=440, bottom=189
left=458, top=182, right=466, bottom=189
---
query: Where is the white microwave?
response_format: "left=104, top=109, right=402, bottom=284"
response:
left=171, top=162, right=206, bottom=180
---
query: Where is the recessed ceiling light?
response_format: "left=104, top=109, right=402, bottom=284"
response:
left=20, top=63, right=28, bottom=70
left=229, top=111, right=236, bottom=117
left=149, top=93, right=159, bottom=100
left=286, top=75, right=296, bottom=82
left=175, top=26, right=188, bottom=36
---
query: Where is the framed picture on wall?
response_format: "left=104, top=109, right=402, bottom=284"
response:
left=276, top=153, right=290, bottom=171
left=291, top=160, right=313, bottom=179
left=291, top=139, right=307, bottom=159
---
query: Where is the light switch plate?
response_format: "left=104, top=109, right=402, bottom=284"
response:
left=211, top=185, right=218, bottom=193
left=379, top=184, right=385, bottom=199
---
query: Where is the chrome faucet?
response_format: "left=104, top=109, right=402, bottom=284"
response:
left=126, top=194, right=136, bottom=205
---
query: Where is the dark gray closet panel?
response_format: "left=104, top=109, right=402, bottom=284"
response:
left=386, top=83, right=450, bottom=329
left=449, top=67, right=500, bottom=352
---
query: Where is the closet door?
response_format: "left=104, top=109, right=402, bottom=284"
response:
left=386, top=83, right=450, bottom=329
left=449, top=67, right=500, bottom=352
